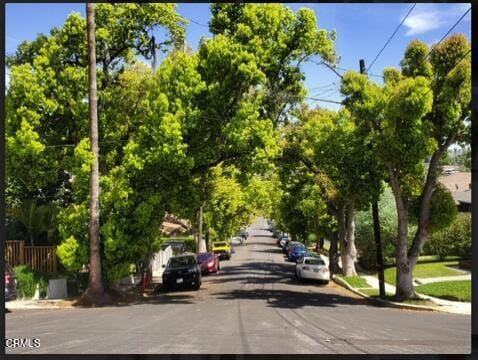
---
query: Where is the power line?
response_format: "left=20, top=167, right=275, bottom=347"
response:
left=189, top=18, right=208, bottom=28
left=367, top=3, right=416, bottom=73
left=424, top=6, right=471, bottom=60
left=310, top=59, right=343, bottom=79
left=305, top=97, right=342, bottom=105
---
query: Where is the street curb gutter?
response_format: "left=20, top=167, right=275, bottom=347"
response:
left=332, top=276, right=442, bottom=313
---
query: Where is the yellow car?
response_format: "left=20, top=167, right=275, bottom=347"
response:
left=212, top=241, right=232, bottom=260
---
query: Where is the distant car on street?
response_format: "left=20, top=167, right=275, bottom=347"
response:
left=296, top=255, right=330, bottom=284
left=212, top=241, right=232, bottom=260
left=161, top=240, right=187, bottom=255
left=5, top=262, right=17, bottom=302
left=162, top=254, right=201, bottom=290
left=196, top=252, right=220, bottom=274
left=282, top=239, right=297, bottom=254
left=238, top=228, right=248, bottom=241
left=278, top=235, right=289, bottom=248
left=288, top=243, right=308, bottom=262
left=230, top=236, right=244, bottom=246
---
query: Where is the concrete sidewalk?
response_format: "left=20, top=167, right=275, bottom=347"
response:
left=414, top=273, right=471, bottom=285
left=359, top=273, right=471, bottom=315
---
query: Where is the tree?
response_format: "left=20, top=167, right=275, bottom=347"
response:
left=6, top=5, right=187, bottom=286
left=9, top=199, right=58, bottom=246
left=84, top=2, right=104, bottom=304
left=297, top=107, right=380, bottom=275
left=341, top=34, right=470, bottom=300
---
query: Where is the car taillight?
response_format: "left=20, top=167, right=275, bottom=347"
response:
left=303, top=266, right=310, bottom=271
left=320, top=267, right=329, bottom=273
left=5, top=273, right=11, bottom=285
left=208, top=261, right=214, bottom=267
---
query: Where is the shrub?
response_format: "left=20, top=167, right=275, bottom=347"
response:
left=14, top=265, right=48, bottom=299
left=355, top=186, right=399, bottom=269
left=424, top=212, right=471, bottom=259
left=56, top=235, right=89, bottom=273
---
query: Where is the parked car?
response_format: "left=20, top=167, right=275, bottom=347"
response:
left=296, top=255, right=330, bottom=284
left=230, top=236, right=244, bottom=246
left=238, top=228, right=248, bottom=241
left=196, top=252, right=220, bottom=274
left=288, top=243, right=308, bottom=262
left=212, top=240, right=232, bottom=260
left=161, top=240, right=187, bottom=255
left=282, top=239, right=297, bottom=253
left=162, top=254, right=201, bottom=290
left=278, top=235, right=289, bottom=248
left=5, top=262, right=17, bottom=302
left=272, top=229, right=281, bottom=238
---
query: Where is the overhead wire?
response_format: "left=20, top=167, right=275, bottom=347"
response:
left=366, top=3, right=416, bottom=73
left=424, top=6, right=471, bottom=60
left=188, top=18, right=209, bottom=28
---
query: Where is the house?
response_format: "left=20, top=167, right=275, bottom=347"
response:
left=161, top=214, right=192, bottom=236
left=451, top=190, right=472, bottom=212
left=438, top=172, right=471, bottom=212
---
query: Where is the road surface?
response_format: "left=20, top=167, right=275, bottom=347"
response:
left=6, top=219, right=471, bottom=354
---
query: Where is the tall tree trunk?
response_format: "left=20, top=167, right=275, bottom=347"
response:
left=388, top=165, right=414, bottom=300
left=197, top=204, right=207, bottom=253
left=337, top=206, right=348, bottom=275
left=409, top=140, right=453, bottom=260
left=328, top=229, right=341, bottom=274
left=84, top=2, right=104, bottom=304
left=343, top=203, right=357, bottom=276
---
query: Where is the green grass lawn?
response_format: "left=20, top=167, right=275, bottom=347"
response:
left=359, top=288, right=393, bottom=297
left=359, top=289, right=435, bottom=306
left=415, top=280, right=471, bottom=302
left=339, top=275, right=370, bottom=288
left=383, top=261, right=463, bottom=286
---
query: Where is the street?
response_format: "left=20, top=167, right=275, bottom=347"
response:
left=6, top=219, right=471, bottom=354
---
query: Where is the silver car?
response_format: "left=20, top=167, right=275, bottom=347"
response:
left=296, top=255, right=330, bottom=284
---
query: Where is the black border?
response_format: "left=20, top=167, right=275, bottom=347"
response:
left=2, top=1, right=475, bottom=359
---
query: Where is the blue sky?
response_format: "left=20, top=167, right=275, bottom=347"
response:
left=5, top=3, right=471, bottom=111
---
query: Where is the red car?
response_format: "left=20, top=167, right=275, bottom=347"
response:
left=196, top=252, right=220, bottom=274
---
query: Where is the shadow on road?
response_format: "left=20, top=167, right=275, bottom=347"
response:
left=213, top=288, right=368, bottom=309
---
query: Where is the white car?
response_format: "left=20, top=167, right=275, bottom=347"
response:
left=296, top=255, right=330, bottom=284
left=230, top=236, right=244, bottom=245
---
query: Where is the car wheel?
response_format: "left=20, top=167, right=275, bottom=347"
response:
left=322, top=280, right=329, bottom=285
left=297, top=270, right=301, bottom=280
left=193, top=281, right=200, bottom=291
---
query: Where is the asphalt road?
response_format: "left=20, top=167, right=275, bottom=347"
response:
left=6, top=218, right=471, bottom=354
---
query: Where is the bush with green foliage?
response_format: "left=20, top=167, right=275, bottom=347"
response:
left=56, top=235, right=89, bottom=273
left=355, top=185, right=399, bottom=269
left=13, top=265, right=49, bottom=299
left=423, top=212, right=471, bottom=259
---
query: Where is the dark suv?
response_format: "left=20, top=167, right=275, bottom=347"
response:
left=5, top=262, right=17, bottom=302
left=162, top=254, right=201, bottom=291
left=160, top=240, right=187, bottom=255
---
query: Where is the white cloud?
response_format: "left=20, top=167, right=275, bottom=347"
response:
left=403, top=4, right=471, bottom=36
left=404, top=8, right=444, bottom=36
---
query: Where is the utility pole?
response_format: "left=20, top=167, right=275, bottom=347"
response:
left=360, top=59, right=385, bottom=297
left=85, top=2, right=104, bottom=304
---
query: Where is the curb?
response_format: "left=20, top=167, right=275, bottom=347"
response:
left=6, top=299, right=75, bottom=310
left=332, top=276, right=444, bottom=313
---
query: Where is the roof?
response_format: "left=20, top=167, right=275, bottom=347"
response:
left=438, top=172, right=471, bottom=193
left=452, top=190, right=471, bottom=205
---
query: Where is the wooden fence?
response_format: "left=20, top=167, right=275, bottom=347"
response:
left=6, top=240, right=58, bottom=274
